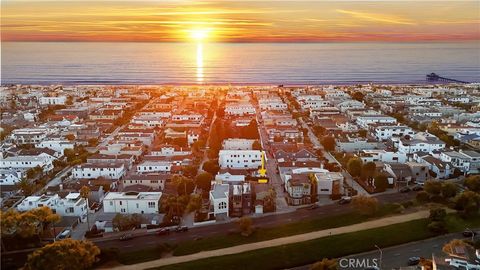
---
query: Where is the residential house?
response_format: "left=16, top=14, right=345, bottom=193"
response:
left=209, top=183, right=229, bottom=219
left=103, top=191, right=162, bottom=214
left=72, top=162, right=126, bottom=180
left=218, top=150, right=263, bottom=169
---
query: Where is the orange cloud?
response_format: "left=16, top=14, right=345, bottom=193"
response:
left=1, top=0, right=479, bottom=42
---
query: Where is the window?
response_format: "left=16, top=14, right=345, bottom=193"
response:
left=136, top=203, right=139, bottom=208
left=219, top=201, right=227, bottom=209
left=119, top=201, right=123, bottom=205
left=109, top=201, right=113, bottom=206
left=121, top=208, right=126, bottom=213
left=148, top=202, right=156, bottom=208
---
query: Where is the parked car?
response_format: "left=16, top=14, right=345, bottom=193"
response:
left=157, top=228, right=170, bottom=236
left=119, top=233, right=133, bottom=241
left=462, top=230, right=477, bottom=237
left=307, top=204, right=319, bottom=210
left=339, top=197, right=352, bottom=205
left=412, top=185, right=423, bottom=191
left=408, top=256, right=421, bottom=266
left=175, top=226, right=189, bottom=233
left=56, top=229, right=72, bottom=240
left=400, top=187, right=411, bottom=193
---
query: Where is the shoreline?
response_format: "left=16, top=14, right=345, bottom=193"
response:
left=1, top=81, right=478, bottom=87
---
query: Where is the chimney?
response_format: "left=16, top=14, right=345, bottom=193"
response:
left=59, top=184, right=63, bottom=190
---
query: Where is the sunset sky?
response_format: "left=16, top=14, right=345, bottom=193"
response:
left=2, top=0, right=479, bottom=42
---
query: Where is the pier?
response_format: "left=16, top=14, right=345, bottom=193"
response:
left=426, top=73, right=469, bottom=84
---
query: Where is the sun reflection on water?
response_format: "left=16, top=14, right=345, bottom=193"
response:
left=196, top=43, right=204, bottom=83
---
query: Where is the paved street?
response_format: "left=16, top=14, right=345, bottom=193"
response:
left=108, top=210, right=432, bottom=270
left=292, top=231, right=479, bottom=270
left=297, top=116, right=369, bottom=196
left=255, top=106, right=290, bottom=212
left=93, top=191, right=415, bottom=251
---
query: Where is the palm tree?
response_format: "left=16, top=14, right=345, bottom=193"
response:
left=80, top=186, right=91, bottom=230
left=16, top=178, right=36, bottom=196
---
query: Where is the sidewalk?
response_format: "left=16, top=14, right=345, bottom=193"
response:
left=107, top=210, right=432, bottom=270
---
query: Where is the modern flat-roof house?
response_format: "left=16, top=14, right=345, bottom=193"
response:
left=222, top=138, right=255, bottom=150
left=122, top=174, right=169, bottom=191
left=374, top=125, right=415, bottom=141
left=10, top=128, right=49, bottom=144
left=103, top=191, right=162, bottom=214
left=0, top=155, right=54, bottom=172
left=313, top=171, right=343, bottom=196
left=39, top=96, right=67, bottom=106
left=136, top=161, right=172, bottom=173
left=72, top=162, right=126, bottom=180
left=36, top=139, right=75, bottom=154
left=224, top=102, right=256, bottom=116
left=218, top=150, right=263, bottom=169
left=356, top=114, right=397, bottom=128
left=17, top=193, right=88, bottom=222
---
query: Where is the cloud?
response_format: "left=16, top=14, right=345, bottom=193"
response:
left=336, top=9, right=416, bottom=25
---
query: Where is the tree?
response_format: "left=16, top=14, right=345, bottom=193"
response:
left=162, top=195, right=190, bottom=224
left=87, top=138, right=99, bottom=147
left=203, top=160, right=220, bottom=175
left=237, top=216, right=253, bottom=237
left=242, top=120, right=260, bottom=139
left=321, top=136, right=336, bottom=152
left=427, top=208, right=447, bottom=234
left=16, top=178, right=36, bottom=196
left=80, top=186, right=91, bottom=230
left=454, top=191, right=480, bottom=217
left=352, top=195, right=378, bottom=216
left=352, top=91, right=364, bottom=101
left=347, top=158, right=363, bottom=177
left=1, top=207, right=60, bottom=240
left=464, top=175, right=480, bottom=193
left=65, top=95, right=74, bottom=105
left=186, top=194, right=202, bottom=213
left=112, top=213, right=145, bottom=231
left=24, top=239, right=100, bottom=270
left=442, top=239, right=472, bottom=256
left=195, top=172, right=213, bottom=192
left=252, top=140, right=262, bottom=150
left=26, top=166, right=42, bottom=179
left=441, top=182, right=458, bottom=199
left=374, top=174, right=389, bottom=191
left=358, top=129, right=368, bottom=137
left=65, top=134, right=75, bottom=141
left=172, top=175, right=194, bottom=196
left=361, top=162, right=376, bottom=182
left=424, top=180, right=442, bottom=197
left=264, top=188, right=277, bottom=212
left=416, top=191, right=430, bottom=203
left=182, top=165, right=198, bottom=178
left=310, top=258, right=338, bottom=270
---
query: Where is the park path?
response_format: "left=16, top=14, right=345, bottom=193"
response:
left=105, top=210, right=432, bottom=270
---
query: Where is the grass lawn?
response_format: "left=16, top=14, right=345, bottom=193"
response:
left=153, top=214, right=480, bottom=270
left=112, top=204, right=404, bottom=264
left=171, top=203, right=405, bottom=256
left=152, top=219, right=435, bottom=270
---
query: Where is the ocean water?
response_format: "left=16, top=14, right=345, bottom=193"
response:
left=1, top=42, right=479, bottom=85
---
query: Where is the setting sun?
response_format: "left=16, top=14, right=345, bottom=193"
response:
left=189, top=29, right=210, bottom=41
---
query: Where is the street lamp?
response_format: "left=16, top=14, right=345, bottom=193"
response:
left=375, top=244, right=382, bottom=269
